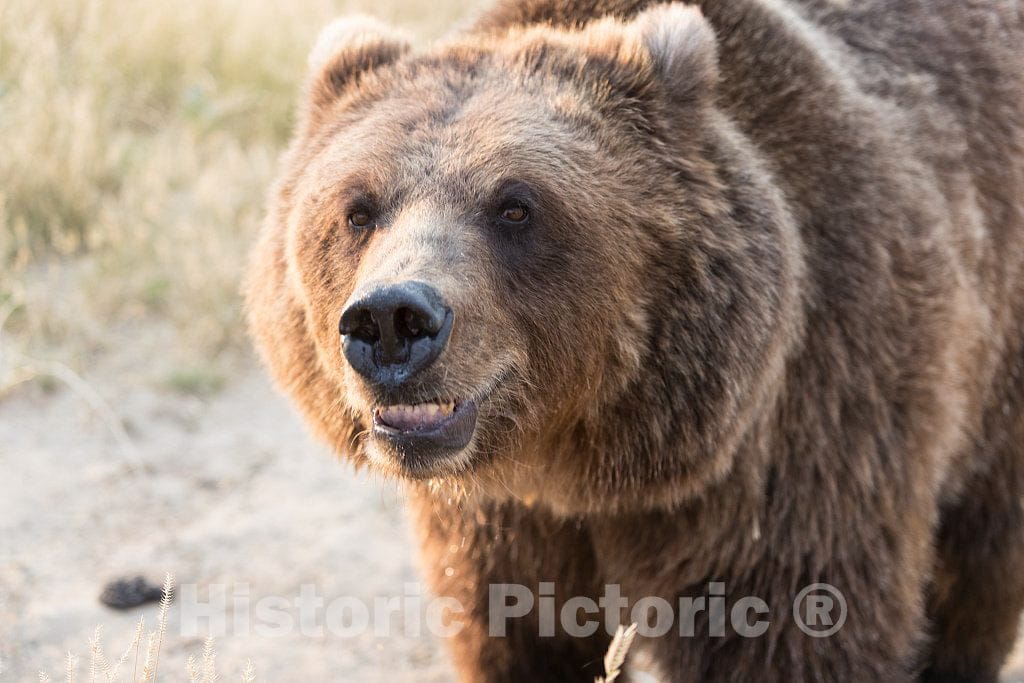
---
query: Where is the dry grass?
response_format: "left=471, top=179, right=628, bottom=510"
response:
left=39, top=574, right=253, bottom=683
left=43, top=571, right=640, bottom=681
left=0, top=0, right=482, bottom=382
left=595, top=623, right=639, bottom=683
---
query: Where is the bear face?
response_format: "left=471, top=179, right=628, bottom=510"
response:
left=246, top=5, right=805, bottom=513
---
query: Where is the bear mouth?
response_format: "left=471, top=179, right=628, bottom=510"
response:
left=375, top=400, right=458, bottom=431
left=372, top=398, right=480, bottom=462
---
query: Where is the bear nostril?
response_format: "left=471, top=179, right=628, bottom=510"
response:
left=395, top=306, right=428, bottom=340
left=395, top=309, right=419, bottom=339
left=340, top=307, right=380, bottom=343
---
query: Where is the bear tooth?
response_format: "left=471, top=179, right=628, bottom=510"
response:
left=380, top=401, right=456, bottom=423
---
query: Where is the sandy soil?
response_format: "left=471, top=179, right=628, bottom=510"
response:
left=2, top=343, right=1024, bottom=681
left=0, top=348, right=453, bottom=681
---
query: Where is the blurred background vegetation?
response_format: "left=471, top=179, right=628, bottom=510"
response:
left=0, top=0, right=480, bottom=394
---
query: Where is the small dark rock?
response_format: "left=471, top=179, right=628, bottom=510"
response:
left=99, top=575, right=166, bottom=610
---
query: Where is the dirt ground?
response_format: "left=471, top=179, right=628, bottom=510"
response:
left=0, top=345, right=453, bottom=681
left=2, top=341, right=1024, bottom=681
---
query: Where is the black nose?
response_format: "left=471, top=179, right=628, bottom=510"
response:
left=339, top=281, right=453, bottom=386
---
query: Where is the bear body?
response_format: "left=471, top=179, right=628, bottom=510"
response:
left=246, top=1, right=1024, bottom=680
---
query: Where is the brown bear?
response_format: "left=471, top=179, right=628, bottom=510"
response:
left=244, top=0, right=1024, bottom=680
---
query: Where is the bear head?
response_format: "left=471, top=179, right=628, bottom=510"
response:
left=245, top=5, right=804, bottom=514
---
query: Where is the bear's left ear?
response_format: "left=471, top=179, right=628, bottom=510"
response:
left=627, top=3, right=718, bottom=104
left=304, top=16, right=411, bottom=124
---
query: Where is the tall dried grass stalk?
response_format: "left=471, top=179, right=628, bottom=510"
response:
left=595, top=623, right=639, bottom=683
left=201, top=637, right=218, bottom=683
left=65, top=652, right=78, bottom=683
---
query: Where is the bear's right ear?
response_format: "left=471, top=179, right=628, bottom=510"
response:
left=304, top=16, right=411, bottom=124
left=626, top=4, right=718, bottom=105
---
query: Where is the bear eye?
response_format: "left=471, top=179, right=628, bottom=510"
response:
left=498, top=202, right=529, bottom=224
left=348, top=209, right=373, bottom=229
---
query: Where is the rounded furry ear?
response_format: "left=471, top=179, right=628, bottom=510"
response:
left=305, top=16, right=411, bottom=119
left=628, top=4, right=718, bottom=102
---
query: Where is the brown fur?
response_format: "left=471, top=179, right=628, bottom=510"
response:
left=245, top=1, right=1024, bottom=680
